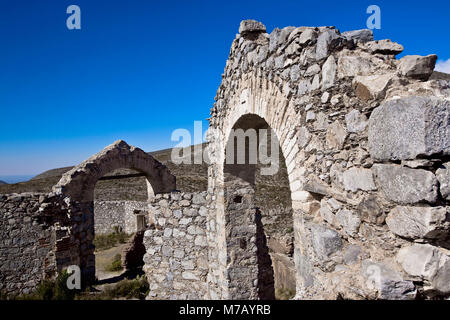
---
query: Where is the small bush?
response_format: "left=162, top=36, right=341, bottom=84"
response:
left=18, top=271, right=78, bottom=300
left=0, top=290, right=9, bottom=300
left=105, top=254, right=123, bottom=272
left=103, top=276, right=149, bottom=300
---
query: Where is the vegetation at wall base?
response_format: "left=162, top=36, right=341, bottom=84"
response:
left=105, top=254, right=123, bottom=272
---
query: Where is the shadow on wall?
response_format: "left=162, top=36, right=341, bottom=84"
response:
left=255, top=209, right=275, bottom=300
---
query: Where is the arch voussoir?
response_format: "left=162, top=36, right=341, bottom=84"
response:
left=207, top=19, right=449, bottom=300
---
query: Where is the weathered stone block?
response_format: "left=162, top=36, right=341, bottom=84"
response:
left=310, top=224, right=343, bottom=259
left=341, top=29, right=373, bottom=43
left=368, top=96, right=450, bottom=161
left=298, top=28, right=316, bottom=45
left=182, top=271, right=199, bottom=280
left=397, top=54, right=437, bottom=80
left=357, top=196, right=385, bottom=225
left=343, top=244, right=362, bottom=265
left=269, top=28, right=281, bottom=52
left=372, top=164, right=438, bottom=204
left=192, top=193, right=206, bottom=205
left=396, top=244, right=440, bottom=280
left=326, top=121, right=347, bottom=149
left=322, top=55, right=337, bottom=90
left=320, top=199, right=336, bottom=226
left=239, top=20, right=266, bottom=35
left=345, top=109, right=368, bottom=133
left=194, top=235, right=207, bottom=247
left=342, top=167, right=376, bottom=192
left=290, top=64, right=301, bottom=82
left=432, top=259, right=450, bottom=294
left=363, top=40, right=404, bottom=55
left=386, top=205, right=448, bottom=239
left=294, top=249, right=314, bottom=287
left=336, top=209, right=361, bottom=237
left=179, top=199, right=191, bottom=207
left=297, top=126, right=311, bottom=148
left=353, top=74, right=393, bottom=102
left=362, top=260, right=416, bottom=300
left=316, top=29, right=338, bottom=60
left=304, top=64, right=321, bottom=76
left=298, top=79, right=310, bottom=95
left=337, top=52, right=372, bottom=78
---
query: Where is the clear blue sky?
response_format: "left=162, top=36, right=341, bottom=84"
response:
left=0, top=0, right=449, bottom=180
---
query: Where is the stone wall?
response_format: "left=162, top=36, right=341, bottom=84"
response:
left=143, top=191, right=209, bottom=299
left=94, top=201, right=125, bottom=234
left=94, top=200, right=149, bottom=235
left=0, top=193, right=55, bottom=295
left=206, top=20, right=450, bottom=300
left=1, top=141, right=176, bottom=295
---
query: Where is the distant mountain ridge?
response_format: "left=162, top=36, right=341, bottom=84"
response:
left=0, top=142, right=290, bottom=211
left=430, top=71, right=450, bottom=80
left=0, top=180, right=7, bottom=185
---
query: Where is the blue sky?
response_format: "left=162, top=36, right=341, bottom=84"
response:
left=0, top=0, right=449, bottom=180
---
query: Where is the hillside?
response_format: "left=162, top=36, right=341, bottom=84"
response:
left=430, top=71, right=450, bottom=81
left=0, top=181, right=7, bottom=185
left=30, top=166, right=74, bottom=181
left=0, top=143, right=291, bottom=213
left=0, top=144, right=209, bottom=199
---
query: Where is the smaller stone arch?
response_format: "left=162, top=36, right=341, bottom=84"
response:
left=53, top=140, right=176, bottom=202
left=51, top=140, right=176, bottom=284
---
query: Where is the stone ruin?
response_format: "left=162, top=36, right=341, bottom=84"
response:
left=1, top=20, right=449, bottom=299
left=0, top=140, right=175, bottom=292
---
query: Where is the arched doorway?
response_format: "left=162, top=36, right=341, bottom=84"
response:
left=221, top=114, right=295, bottom=299
left=52, top=140, right=176, bottom=285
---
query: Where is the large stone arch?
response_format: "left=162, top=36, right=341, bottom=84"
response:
left=206, top=20, right=450, bottom=300
left=222, top=110, right=297, bottom=299
left=208, top=69, right=308, bottom=300
left=52, top=140, right=176, bottom=284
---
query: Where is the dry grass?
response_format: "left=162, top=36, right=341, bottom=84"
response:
left=94, top=231, right=131, bottom=251
left=275, top=288, right=296, bottom=300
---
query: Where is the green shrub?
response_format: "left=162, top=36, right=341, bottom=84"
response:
left=17, top=271, right=78, bottom=300
left=105, top=254, right=123, bottom=272
left=103, top=276, right=149, bottom=300
left=76, top=276, right=149, bottom=300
